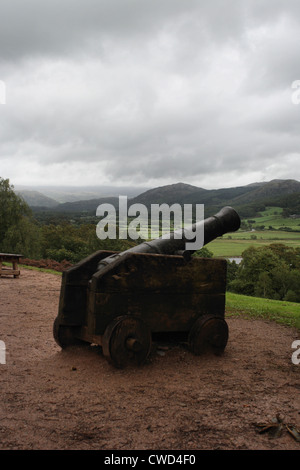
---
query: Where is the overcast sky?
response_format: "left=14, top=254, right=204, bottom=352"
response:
left=1, top=0, right=300, bottom=190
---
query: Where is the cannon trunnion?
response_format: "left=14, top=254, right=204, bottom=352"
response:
left=53, top=206, right=240, bottom=368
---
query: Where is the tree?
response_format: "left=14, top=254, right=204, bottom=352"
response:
left=0, top=178, right=31, bottom=243
left=228, top=244, right=300, bottom=303
left=239, top=246, right=281, bottom=287
left=268, top=243, right=300, bottom=269
left=226, top=259, right=239, bottom=285
left=0, top=178, right=41, bottom=257
left=1, top=216, right=42, bottom=258
left=40, top=222, right=137, bottom=263
left=254, top=271, right=274, bottom=299
left=193, top=246, right=213, bottom=258
left=283, top=270, right=300, bottom=302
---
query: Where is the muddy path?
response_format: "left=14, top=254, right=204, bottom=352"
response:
left=0, top=268, right=299, bottom=450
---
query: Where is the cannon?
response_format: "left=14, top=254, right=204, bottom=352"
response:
left=53, top=206, right=240, bottom=368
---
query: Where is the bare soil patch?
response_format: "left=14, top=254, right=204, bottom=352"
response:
left=0, top=268, right=299, bottom=450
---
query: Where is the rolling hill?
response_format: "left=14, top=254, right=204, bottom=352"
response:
left=130, top=182, right=206, bottom=205
left=230, top=179, right=300, bottom=205
left=51, top=197, right=119, bottom=213
left=21, top=179, right=300, bottom=217
left=16, top=190, right=59, bottom=208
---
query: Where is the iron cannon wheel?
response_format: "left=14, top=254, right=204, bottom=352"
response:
left=53, top=317, right=83, bottom=348
left=102, top=315, right=152, bottom=368
left=188, top=314, right=229, bottom=356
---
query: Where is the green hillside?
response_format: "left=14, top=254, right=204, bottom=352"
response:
left=16, top=190, right=59, bottom=208
left=226, top=292, right=300, bottom=329
left=205, top=206, right=300, bottom=257
left=30, top=179, right=300, bottom=217
left=249, top=206, right=300, bottom=230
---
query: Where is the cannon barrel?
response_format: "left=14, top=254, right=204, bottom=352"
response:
left=97, top=206, right=240, bottom=271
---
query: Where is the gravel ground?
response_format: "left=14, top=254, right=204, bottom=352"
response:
left=0, top=268, right=299, bottom=450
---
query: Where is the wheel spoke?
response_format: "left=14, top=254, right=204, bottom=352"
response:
left=102, top=315, right=152, bottom=368
left=188, top=315, right=228, bottom=356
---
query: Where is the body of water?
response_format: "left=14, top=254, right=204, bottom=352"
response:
left=227, top=257, right=242, bottom=264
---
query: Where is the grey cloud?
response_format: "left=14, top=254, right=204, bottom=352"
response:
left=0, top=0, right=201, bottom=60
left=1, top=0, right=300, bottom=188
left=1, top=1, right=298, bottom=62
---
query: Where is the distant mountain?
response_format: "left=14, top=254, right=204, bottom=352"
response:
left=131, top=182, right=204, bottom=206
left=178, top=185, right=257, bottom=206
left=23, top=179, right=300, bottom=215
left=231, top=179, right=300, bottom=205
left=53, top=197, right=119, bottom=213
left=17, top=190, right=59, bottom=208
left=50, top=182, right=205, bottom=213
left=15, top=185, right=149, bottom=203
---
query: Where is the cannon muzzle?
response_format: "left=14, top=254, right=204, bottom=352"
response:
left=201, top=205, right=241, bottom=246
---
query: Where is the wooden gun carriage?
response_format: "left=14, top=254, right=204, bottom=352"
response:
left=53, top=206, right=240, bottom=368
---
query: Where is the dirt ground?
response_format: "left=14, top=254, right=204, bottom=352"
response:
left=0, top=268, right=299, bottom=450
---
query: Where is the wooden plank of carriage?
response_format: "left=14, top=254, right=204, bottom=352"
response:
left=0, top=253, right=23, bottom=278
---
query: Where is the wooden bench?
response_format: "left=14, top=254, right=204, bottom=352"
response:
left=0, top=253, right=23, bottom=278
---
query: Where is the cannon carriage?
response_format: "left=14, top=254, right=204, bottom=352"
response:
left=53, top=206, right=240, bottom=368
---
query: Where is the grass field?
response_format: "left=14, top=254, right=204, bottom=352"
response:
left=207, top=206, right=300, bottom=257
left=209, top=231, right=300, bottom=257
left=250, top=206, right=300, bottom=230
left=226, top=292, right=300, bottom=330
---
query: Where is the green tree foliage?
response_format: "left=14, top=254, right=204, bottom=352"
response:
left=40, top=223, right=137, bottom=263
left=226, top=259, right=239, bottom=286
left=0, top=177, right=138, bottom=262
left=228, top=244, right=300, bottom=302
left=2, top=216, right=42, bottom=258
left=0, top=177, right=41, bottom=257
left=0, top=178, right=30, bottom=240
left=193, top=246, right=213, bottom=258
